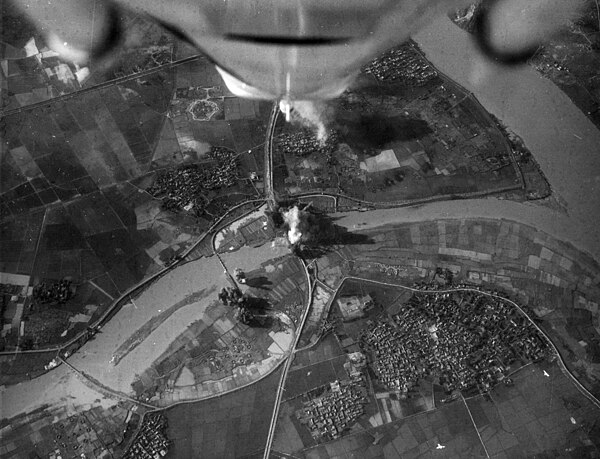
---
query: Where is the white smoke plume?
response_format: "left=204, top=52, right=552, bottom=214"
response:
left=282, top=206, right=303, bottom=245
left=289, top=100, right=328, bottom=144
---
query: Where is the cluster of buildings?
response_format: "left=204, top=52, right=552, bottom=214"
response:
left=113, top=47, right=172, bottom=78
left=0, top=283, right=22, bottom=296
left=360, top=320, right=427, bottom=393
left=411, top=281, right=513, bottom=299
left=359, top=291, right=548, bottom=394
left=147, top=148, right=238, bottom=215
left=122, top=414, right=170, bottom=459
left=282, top=139, right=365, bottom=194
left=230, top=336, right=252, bottom=354
left=32, top=279, right=73, bottom=305
left=364, top=44, right=438, bottom=85
left=276, top=129, right=339, bottom=157
left=296, top=353, right=368, bottom=442
left=296, top=379, right=368, bottom=441
left=208, top=146, right=236, bottom=162
left=336, top=294, right=373, bottom=321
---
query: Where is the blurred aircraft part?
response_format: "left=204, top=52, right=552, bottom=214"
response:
left=9, top=0, right=586, bottom=100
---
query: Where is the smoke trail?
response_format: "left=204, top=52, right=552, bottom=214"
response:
left=289, top=100, right=328, bottom=144
left=282, top=206, right=303, bottom=245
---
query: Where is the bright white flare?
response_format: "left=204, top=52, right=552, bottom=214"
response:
left=282, top=206, right=303, bottom=245
left=279, top=99, right=292, bottom=122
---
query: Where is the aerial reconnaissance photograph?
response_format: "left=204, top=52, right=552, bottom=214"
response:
left=1, top=0, right=600, bottom=457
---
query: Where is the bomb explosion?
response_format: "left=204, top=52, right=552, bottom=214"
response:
left=280, top=100, right=330, bottom=145
left=279, top=204, right=338, bottom=251
left=289, top=100, right=329, bottom=144
left=282, top=206, right=303, bottom=245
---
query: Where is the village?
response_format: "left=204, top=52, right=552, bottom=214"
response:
left=295, top=353, right=370, bottom=442
left=359, top=290, right=549, bottom=395
left=122, top=414, right=170, bottom=459
left=147, top=146, right=241, bottom=215
left=363, top=42, right=438, bottom=85
left=1, top=2, right=600, bottom=458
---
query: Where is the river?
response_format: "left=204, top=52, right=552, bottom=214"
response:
left=3, top=10, right=600, bottom=433
left=415, top=15, right=600, bottom=221
left=337, top=15, right=600, bottom=262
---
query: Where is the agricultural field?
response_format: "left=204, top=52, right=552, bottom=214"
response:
left=272, top=273, right=600, bottom=458
left=271, top=41, right=547, bottom=205
left=0, top=27, right=270, bottom=380
left=0, top=1, right=180, bottom=111
left=165, top=365, right=283, bottom=458
left=0, top=400, right=142, bottom=459
left=275, top=360, right=600, bottom=458
left=314, top=217, right=600, bottom=398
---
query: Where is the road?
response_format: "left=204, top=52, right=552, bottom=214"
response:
left=263, top=258, right=314, bottom=459
left=260, top=271, right=600, bottom=456
left=0, top=54, right=205, bottom=118
left=264, top=102, right=279, bottom=206
left=0, top=198, right=280, bottom=420
left=340, top=275, right=600, bottom=410
left=3, top=12, right=600, bottom=456
left=258, top=14, right=600, bottom=455
left=0, top=198, right=265, bottom=357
